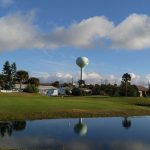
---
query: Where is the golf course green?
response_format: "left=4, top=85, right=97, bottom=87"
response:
left=0, top=92, right=150, bottom=120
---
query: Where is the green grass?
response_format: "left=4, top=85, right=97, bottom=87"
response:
left=0, top=92, right=150, bottom=120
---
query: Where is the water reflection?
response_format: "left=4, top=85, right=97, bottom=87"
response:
left=0, top=117, right=150, bottom=150
left=74, top=118, right=87, bottom=136
left=0, top=121, right=26, bottom=137
left=122, top=117, right=131, bottom=129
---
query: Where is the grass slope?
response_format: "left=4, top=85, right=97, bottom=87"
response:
left=0, top=93, right=150, bottom=120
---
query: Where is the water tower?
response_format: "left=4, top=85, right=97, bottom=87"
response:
left=76, top=57, right=89, bottom=81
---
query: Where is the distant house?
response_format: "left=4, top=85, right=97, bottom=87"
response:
left=59, top=87, right=72, bottom=95
left=15, top=84, right=27, bottom=91
left=39, top=85, right=58, bottom=96
left=0, top=84, right=27, bottom=93
left=136, top=85, right=148, bottom=97
left=81, top=88, right=92, bottom=94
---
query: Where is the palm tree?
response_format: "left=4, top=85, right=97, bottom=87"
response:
left=16, top=70, right=29, bottom=90
left=122, top=73, right=131, bottom=96
left=28, top=77, right=39, bottom=87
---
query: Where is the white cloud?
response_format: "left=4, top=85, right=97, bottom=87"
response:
left=30, top=71, right=50, bottom=78
left=83, top=72, right=102, bottom=84
left=110, top=14, right=150, bottom=50
left=0, top=12, right=44, bottom=51
left=0, top=13, right=150, bottom=51
left=29, top=71, right=150, bottom=87
left=145, top=74, right=150, bottom=81
left=0, top=0, right=14, bottom=7
left=109, top=141, right=150, bottom=150
left=0, top=13, right=114, bottom=51
left=31, top=72, right=73, bottom=83
left=48, top=16, right=114, bottom=48
left=130, top=73, right=137, bottom=79
left=30, top=71, right=103, bottom=84
left=104, top=74, right=121, bottom=85
left=48, top=13, right=150, bottom=50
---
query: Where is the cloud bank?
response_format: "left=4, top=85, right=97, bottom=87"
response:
left=0, top=0, right=14, bottom=7
left=30, top=71, right=150, bottom=87
left=0, top=13, right=150, bottom=51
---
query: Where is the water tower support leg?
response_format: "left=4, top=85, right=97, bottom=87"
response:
left=81, top=68, right=83, bottom=80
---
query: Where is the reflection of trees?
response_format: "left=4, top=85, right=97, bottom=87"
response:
left=0, top=122, right=12, bottom=136
left=13, top=121, right=26, bottom=131
left=0, top=121, right=26, bottom=137
left=74, top=118, right=87, bottom=136
left=122, top=117, right=131, bottom=129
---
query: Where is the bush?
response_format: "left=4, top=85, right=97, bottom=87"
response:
left=72, top=88, right=92, bottom=96
left=24, top=84, right=39, bottom=93
left=119, top=84, right=139, bottom=97
left=72, top=88, right=82, bottom=96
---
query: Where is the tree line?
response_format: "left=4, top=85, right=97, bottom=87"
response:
left=48, top=73, right=141, bottom=97
left=0, top=61, right=39, bottom=92
left=71, top=73, right=147, bottom=97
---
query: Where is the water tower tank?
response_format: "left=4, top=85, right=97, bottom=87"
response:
left=76, top=57, right=89, bottom=80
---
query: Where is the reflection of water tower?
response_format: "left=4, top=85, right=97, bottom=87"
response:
left=74, top=118, right=87, bottom=136
left=76, top=57, right=89, bottom=81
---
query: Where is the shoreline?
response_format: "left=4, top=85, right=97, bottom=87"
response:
left=0, top=93, right=150, bottom=121
left=1, top=109, right=150, bottom=121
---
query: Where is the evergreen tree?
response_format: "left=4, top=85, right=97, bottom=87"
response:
left=2, top=61, right=12, bottom=89
left=11, top=62, right=17, bottom=87
left=0, top=74, right=5, bottom=89
left=2, top=61, right=17, bottom=90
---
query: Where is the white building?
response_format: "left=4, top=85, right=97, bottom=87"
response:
left=136, top=85, right=148, bottom=97
left=39, top=85, right=58, bottom=96
left=15, top=84, right=27, bottom=91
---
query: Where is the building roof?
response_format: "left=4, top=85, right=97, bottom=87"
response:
left=59, top=86, right=73, bottom=90
left=15, top=84, right=27, bottom=89
left=39, top=85, right=58, bottom=90
left=136, top=85, right=148, bottom=92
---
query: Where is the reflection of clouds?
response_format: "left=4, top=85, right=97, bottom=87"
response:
left=109, top=141, right=150, bottom=150
left=0, top=136, right=150, bottom=150
left=0, top=137, right=102, bottom=150
left=0, top=137, right=64, bottom=149
left=66, top=141, right=150, bottom=150
left=0, top=117, right=149, bottom=150
left=65, top=141, right=97, bottom=150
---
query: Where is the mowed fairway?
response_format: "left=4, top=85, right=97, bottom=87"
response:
left=1, top=93, right=150, bottom=120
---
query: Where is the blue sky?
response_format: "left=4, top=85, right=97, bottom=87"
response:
left=0, top=0, right=150, bottom=84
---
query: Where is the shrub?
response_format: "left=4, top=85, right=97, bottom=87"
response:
left=72, top=88, right=92, bottom=96
left=72, top=88, right=82, bottom=96
left=24, top=84, right=39, bottom=93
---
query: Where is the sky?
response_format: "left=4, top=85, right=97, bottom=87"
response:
left=0, top=0, right=150, bottom=85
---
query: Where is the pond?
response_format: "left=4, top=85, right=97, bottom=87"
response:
left=0, top=116, right=150, bottom=150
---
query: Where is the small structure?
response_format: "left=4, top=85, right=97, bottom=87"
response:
left=39, top=85, right=58, bottom=96
left=59, top=87, right=72, bottom=95
left=15, top=84, right=27, bottom=91
left=0, top=84, right=27, bottom=93
left=80, top=88, right=92, bottom=95
left=136, top=85, right=148, bottom=97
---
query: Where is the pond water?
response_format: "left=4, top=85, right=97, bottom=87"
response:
left=0, top=116, right=150, bottom=150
